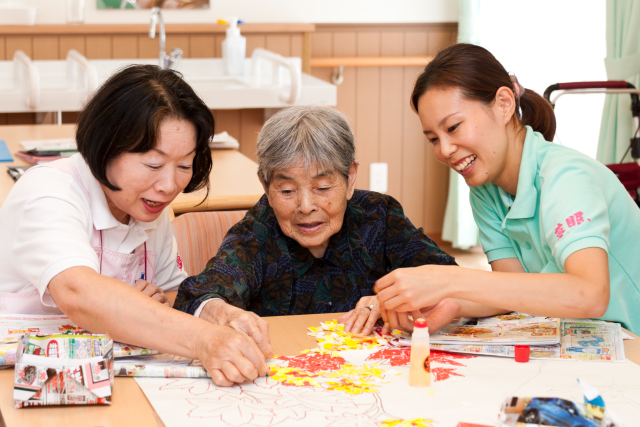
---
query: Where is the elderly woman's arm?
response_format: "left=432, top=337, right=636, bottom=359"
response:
left=173, top=224, right=273, bottom=356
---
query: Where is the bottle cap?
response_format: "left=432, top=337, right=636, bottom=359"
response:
left=414, top=318, right=428, bottom=328
left=515, top=345, right=530, bottom=363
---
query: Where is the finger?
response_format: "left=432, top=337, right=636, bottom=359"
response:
left=338, top=310, right=355, bottom=329
left=361, top=310, right=381, bottom=336
left=164, top=301, right=171, bottom=307
left=133, top=279, right=148, bottom=291
left=373, top=271, right=398, bottom=294
left=256, top=319, right=273, bottom=359
left=230, top=318, right=271, bottom=361
left=381, top=321, right=391, bottom=335
left=387, top=310, right=402, bottom=332
left=398, top=312, right=414, bottom=331
left=151, top=292, right=167, bottom=304
left=376, top=286, right=403, bottom=308
left=139, top=283, right=159, bottom=297
left=422, top=301, right=460, bottom=333
left=236, top=335, right=267, bottom=377
left=221, top=360, right=251, bottom=384
left=381, top=294, right=407, bottom=312
left=351, top=309, right=372, bottom=335
left=209, top=368, right=233, bottom=387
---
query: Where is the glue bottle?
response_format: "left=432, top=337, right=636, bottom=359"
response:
left=221, top=17, right=246, bottom=76
left=409, top=318, right=431, bottom=387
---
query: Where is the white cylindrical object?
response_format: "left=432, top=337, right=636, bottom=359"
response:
left=409, top=319, right=431, bottom=387
left=222, top=18, right=246, bottom=76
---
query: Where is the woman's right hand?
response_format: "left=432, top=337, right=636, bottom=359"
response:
left=379, top=298, right=461, bottom=334
left=200, top=299, right=273, bottom=358
left=195, top=324, right=268, bottom=387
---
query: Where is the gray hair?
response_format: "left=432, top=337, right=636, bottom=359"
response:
left=256, top=106, right=356, bottom=188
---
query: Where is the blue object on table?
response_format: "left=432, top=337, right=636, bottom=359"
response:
left=0, top=140, right=13, bottom=162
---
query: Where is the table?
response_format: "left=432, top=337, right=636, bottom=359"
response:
left=0, top=125, right=264, bottom=213
left=1, top=313, right=639, bottom=427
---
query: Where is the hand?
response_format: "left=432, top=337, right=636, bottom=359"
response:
left=201, top=300, right=273, bottom=358
left=418, top=299, right=461, bottom=333
left=133, top=279, right=169, bottom=306
left=377, top=302, right=423, bottom=335
left=195, top=324, right=267, bottom=387
left=338, top=296, right=381, bottom=336
left=374, top=265, right=455, bottom=313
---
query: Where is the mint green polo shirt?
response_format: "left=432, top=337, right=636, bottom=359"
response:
left=469, top=126, right=640, bottom=333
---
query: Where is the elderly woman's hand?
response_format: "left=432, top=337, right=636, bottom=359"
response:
left=133, top=279, right=170, bottom=306
left=338, top=296, right=382, bottom=336
left=200, top=299, right=273, bottom=358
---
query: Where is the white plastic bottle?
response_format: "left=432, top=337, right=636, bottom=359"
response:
left=409, top=318, right=431, bottom=387
left=221, top=18, right=246, bottom=76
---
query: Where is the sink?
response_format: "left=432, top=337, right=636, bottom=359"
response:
left=0, top=49, right=337, bottom=113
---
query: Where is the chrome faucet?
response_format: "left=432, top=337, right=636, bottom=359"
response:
left=149, top=7, right=183, bottom=70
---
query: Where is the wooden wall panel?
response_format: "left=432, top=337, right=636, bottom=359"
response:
left=112, top=35, right=138, bottom=59
left=238, top=109, right=264, bottom=161
left=354, top=32, right=381, bottom=191
left=245, top=35, right=266, bottom=58
left=167, top=35, right=190, bottom=58
left=85, top=36, right=112, bottom=59
left=290, top=35, right=303, bottom=58
left=190, top=35, right=215, bottom=58
left=59, top=36, right=85, bottom=57
left=32, top=36, right=59, bottom=60
left=0, top=37, right=5, bottom=60
left=6, top=36, right=32, bottom=58
left=266, top=35, right=290, bottom=56
left=137, top=36, right=157, bottom=59
left=310, top=23, right=456, bottom=232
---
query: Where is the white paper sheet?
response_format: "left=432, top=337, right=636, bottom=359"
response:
left=135, top=348, right=640, bottom=427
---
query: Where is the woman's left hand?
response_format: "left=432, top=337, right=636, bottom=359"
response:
left=374, top=265, right=454, bottom=313
left=338, top=296, right=381, bottom=336
left=134, top=279, right=170, bottom=306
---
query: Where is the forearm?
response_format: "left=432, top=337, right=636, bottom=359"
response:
left=50, top=267, right=211, bottom=359
left=448, top=268, right=608, bottom=318
left=452, top=299, right=508, bottom=318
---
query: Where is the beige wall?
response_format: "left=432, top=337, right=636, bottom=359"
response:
left=0, top=22, right=457, bottom=232
left=311, top=23, right=457, bottom=233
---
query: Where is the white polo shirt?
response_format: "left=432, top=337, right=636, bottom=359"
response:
left=0, top=154, right=187, bottom=312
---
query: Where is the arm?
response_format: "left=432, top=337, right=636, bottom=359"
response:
left=375, top=247, right=609, bottom=320
left=49, top=266, right=267, bottom=387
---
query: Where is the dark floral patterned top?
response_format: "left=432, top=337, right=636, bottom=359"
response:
left=174, top=190, right=457, bottom=317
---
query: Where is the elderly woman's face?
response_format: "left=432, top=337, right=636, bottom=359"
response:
left=102, top=118, right=197, bottom=224
left=266, top=161, right=358, bottom=258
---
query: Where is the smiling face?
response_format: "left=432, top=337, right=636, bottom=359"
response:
left=102, top=117, right=197, bottom=224
left=265, top=160, right=358, bottom=258
left=417, top=87, right=521, bottom=191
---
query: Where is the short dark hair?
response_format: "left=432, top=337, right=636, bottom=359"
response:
left=76, top=64, right=214, bottom=200
left=411, top=43, right=556, bottom=141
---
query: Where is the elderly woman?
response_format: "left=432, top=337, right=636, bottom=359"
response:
left=174, top=106, right=456, bottom=349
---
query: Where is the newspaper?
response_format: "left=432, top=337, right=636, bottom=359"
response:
left=115, top=353, right=209, bottom=378
left=430, top=313, right=561, bottom=346
left=431, top=318, right=625, bottom=362
left=0, top=314, right=158, bottom=368
left=14, top=332, right=114, bottom=408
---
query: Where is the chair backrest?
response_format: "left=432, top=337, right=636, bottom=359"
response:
left=172, top=210, right=247, bottom=276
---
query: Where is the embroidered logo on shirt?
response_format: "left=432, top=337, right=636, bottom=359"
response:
left=556, top=211, right=591, bottom=240
left=177, top=253, right=184, bottom=270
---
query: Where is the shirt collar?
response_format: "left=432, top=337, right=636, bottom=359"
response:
left=71, top=154, right=158, bottom=232
left=503, top=126, right=541, bottom=221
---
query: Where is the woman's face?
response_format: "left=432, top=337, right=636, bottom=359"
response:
left=265, top=160, right=358, bottom=258
left=102, top=118, right=197, bottom=224
left=417, top=87, right=515, bottom=188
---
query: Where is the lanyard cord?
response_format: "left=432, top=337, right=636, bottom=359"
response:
left=99, top=229, right=148, bottom=281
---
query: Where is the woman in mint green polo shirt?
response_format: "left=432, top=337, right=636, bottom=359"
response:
left=375, top=43, right=640, bottom=334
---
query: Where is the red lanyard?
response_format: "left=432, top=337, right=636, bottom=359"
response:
left=99, top=230, right=148, bottom=280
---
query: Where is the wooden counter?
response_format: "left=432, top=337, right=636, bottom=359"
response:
left=1, top=313, right=639, bottom=427
left=0, top=124, right=264, bottom=213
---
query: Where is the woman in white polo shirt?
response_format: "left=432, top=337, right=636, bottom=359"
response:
left=0, top=65, right=268, bottom=386
left=375, top=44, right=640, bottom=334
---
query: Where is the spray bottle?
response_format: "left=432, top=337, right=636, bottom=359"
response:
left=409, top=318, right=431, bottom=387
left=221, top=17, right=246, bottom=75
